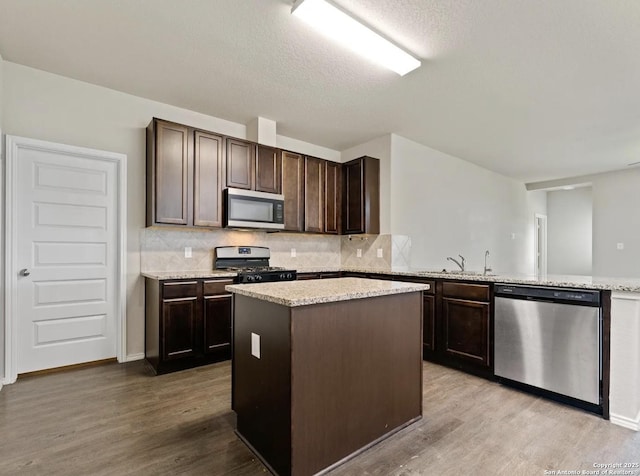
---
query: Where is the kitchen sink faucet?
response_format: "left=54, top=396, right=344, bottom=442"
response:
left=484, top=250, right=492, bottom=275
left=447, top=255, right=465, bottom=272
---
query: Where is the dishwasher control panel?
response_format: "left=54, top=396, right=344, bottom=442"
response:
left=494, top=284, right=600, bottom=305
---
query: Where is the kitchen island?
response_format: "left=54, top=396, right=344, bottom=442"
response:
left=226, top=277, right=428, bottom=476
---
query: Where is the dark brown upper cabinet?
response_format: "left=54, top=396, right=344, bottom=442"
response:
left=256, top=145, right=281, bottom=194
left=225, top=138, right=255, bottom=190
left=324, top=161, right=341, bottom=234
left=147, top=118, right=223, bottom=228
left=147, top=119, right=190, bottom=226
left=193, top=131, right=223, bottom=227
left=304, top=156, right=325, bottom=233
left=225, top=140, right=282, bottom=194
left=147, top=118, right=381, bottom=235
left=342, top=156, right=380, bottom=234
left=281, top=151, right=305, bottom=232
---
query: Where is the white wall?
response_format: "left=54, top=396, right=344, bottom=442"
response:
left=388, top=135, right=534, bottom=274
left=0, top=61, right=340, bottom=360
left=276, top=135, right=340, bottom=162
left=546, top=187, right=592, bottom=276
left=528, top=168, right=640, bottom=279
left=592, top=168, right=640, bottom=278
left=341, top=135, right=392, bottom=234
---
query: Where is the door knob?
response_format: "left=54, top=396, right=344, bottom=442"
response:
left=19, top=268, right=31, bottom=277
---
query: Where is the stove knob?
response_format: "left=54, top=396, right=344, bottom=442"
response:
left=255, top=275, right=263, bottom=281
left=279, top=273, right=286, bottom=280
left=286, top=273, right=293, bottom=280
left=247, top=276, right=255, bottom=282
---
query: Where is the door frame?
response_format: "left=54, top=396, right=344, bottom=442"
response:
left=534, top=213, right=548, bottom=278
left=3, top=135, right=127, bottom=384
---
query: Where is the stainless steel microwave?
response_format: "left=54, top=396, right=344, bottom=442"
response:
left=223, top=188, right=285, bottom=230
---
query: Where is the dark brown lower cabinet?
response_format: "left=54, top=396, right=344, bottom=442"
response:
left=145, top=277, right=233, bottom=374
left=438, top=281, right=492, bottom=376
left=204, top=293, right=232, bottom=354
left=422, top=294, right=436, bottom=356
left=391, top=276, right=436, bottom=360
left=163, top=296, right=198, bottom=360
left=442, top=298, right=489, bottom=365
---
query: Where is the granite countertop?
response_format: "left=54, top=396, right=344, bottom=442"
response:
left=142, top=270, right=237, bottom=280
left=225, top=277, right=429, bottom=307
left=337, top=268, right=640, bottom=292
left=141, top=268, right=640, bottom=293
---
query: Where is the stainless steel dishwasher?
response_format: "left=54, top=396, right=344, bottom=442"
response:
left=494, top=284, right=601, bottom=406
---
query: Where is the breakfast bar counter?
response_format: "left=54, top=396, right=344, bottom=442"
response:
left=227, top=278, right=428, bottom=476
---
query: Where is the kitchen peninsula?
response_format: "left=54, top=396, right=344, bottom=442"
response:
left=226, top=277, right=428, bottom=476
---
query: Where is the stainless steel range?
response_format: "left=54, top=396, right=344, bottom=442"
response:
left=214, top=246, right=297, bottom=283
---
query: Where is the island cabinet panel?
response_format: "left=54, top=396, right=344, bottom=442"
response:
left=281, top=151, right=305, bottom=232
left=232, top=290, right=423, bottom=476
left=256, top=145, right=281, bottom=194
left=145, top=277, right=232, bottom=375
left=304, top=156, right=325, bottom=233
left=290, top=295, right=422, bottom=476
left=148, top=119, right=190, bottom=225
left=233, top=298, right=292, bottom=476
left=225, top=138, right=255, bottom=190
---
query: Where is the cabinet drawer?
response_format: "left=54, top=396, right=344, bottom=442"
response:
left=203, top=279, right=235, bottom=295
left=442, top=282, right=490, bottom=302
left=162, top=281, right=198, bottom=299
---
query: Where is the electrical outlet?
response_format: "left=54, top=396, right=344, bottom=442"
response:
left=184, top=246, right=192, bottom=258
left=357, top=249, right=362, bottom=258
left=251, top=333, right=261, bottom=359
left=291, top=248, right=297, bottom=257
left=377, top=248, right=383, bottom=258
left=617, top=243, right=624, bottom=250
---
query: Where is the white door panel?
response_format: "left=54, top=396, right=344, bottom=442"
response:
left=15, top=141, right=118, bottom=374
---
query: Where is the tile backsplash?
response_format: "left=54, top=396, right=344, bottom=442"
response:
left=140, top=228, right=411, bottom=272
left=141, top=228, right=341, bottom=272
left=340, top=234, right=411, bottom=270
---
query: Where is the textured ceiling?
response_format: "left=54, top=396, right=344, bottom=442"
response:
left=0, top=0, right=639, bottom=182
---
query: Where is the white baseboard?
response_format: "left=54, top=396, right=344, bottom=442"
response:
left=610, top=411, right=640, bottom=431
left=124, top=353, right=145, bottom=362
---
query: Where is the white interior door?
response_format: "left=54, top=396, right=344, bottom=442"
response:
left=534, top=214, right=548, bottom=278
left=13, top=140, right=119, bottom=374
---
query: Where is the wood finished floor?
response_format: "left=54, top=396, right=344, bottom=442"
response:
left=1, top=361, right=639, bottom=476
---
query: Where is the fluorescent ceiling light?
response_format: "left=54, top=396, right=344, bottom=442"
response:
left=291, top=0, right=421, bottom=76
